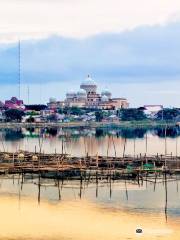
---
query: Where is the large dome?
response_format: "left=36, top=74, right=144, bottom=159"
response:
left=81, top=75, right=97, bottom=86
left=80, top=75, right=97, bottom=94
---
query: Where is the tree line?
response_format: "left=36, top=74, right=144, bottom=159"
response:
left=1, top=107, right=180, bottom=122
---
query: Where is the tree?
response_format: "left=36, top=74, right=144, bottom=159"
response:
left=70, top=106, right=83, bottom=115
left=47, top=114, right=58, bottom=122
left=5, top=109, right=25, bottom=122
left=155, top=108, right=180, bottom=121
left=25, top=105, right=47, bottom=111
left=58, top=108, right=64, bottom=114
left=120, top=108, right=147, bottom=121
left=26, top=116, right=35, bottom=123
left=95, top=111, right=104, bottom=122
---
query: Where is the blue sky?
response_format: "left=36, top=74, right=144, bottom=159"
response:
left=0, top=0, right=180, bottom=106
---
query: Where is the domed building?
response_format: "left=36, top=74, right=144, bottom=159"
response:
left=101, top=95, right=109, bottom=102
left=61, top=75, right=129, bottom=110
left=101, top=88, right=112, bottom=99
left=66, top=90, right=77, bottom=100
left=49, top=97, right=57, bottom=103
left=77, top=89, right=87, bottom=100
left=80, top=75, right=97, bottom=94
left=65, top=87, right=87, bottom=108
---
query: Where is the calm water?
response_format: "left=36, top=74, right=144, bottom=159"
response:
left=0, top=175, right=180, bottom=239
left=1, top=126, right=180, bottom=239
left=0, top=126, right=180, bottom=156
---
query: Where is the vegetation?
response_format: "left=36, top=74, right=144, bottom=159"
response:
left=58, top=106, right=84, bottom=115
left=5, top=109, right=25, bottom=122
left=95, top=111, right=104, bottom=122
left=120, top=108, right=147, bottom=121
left=155, top=108, right=180, bottom=121
left=25, top=105, right=47, bottom=111
left=47, top=114, right=58, bottom=122
left=26, top=116, right=35, bottom=123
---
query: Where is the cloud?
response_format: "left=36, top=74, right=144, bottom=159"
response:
left=0, top=20, right=180, bottom=106
left=0, top=0, right=180, bottom=42
left=0, top=20, right=180, bottom=86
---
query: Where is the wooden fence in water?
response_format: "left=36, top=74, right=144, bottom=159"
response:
left=0, top=150, right=180, bottom=178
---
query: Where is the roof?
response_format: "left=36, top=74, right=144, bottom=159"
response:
left=144, top=105, right=163, bottom=107
left=111, top=98, right=127, bottom=101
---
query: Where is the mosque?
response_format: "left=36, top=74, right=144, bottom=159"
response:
left=48, top=75, right=129, bottom=110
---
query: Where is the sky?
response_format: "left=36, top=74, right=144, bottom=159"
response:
left=0, top=0, right=180, bottom=106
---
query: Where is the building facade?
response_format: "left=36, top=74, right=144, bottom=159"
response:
left=48, top=75, right=129, bottom=110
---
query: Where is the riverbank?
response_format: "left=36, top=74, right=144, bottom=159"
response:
left=0, top=120, right=178, bottom=129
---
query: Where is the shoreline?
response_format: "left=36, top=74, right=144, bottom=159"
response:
left=0, top=120, right=178, bottom=129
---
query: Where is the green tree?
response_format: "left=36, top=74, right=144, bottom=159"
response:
left=120, top=108, right=147, bottom=121
left=156, top=108, right=180, bottom=121
left=25, top=104, right=47, bottom=111
left=47, top=114, right=58, bottom=122
left=70, top=106, right=83, bottom=115
left=58, top=108, right=63, bottom=114
left=5, top=109, right=25, bottom=122
left=26, top=116, right=35, bottom=123
left=95, top=111, right=104, bottom=122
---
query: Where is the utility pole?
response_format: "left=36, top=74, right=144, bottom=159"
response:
left=27, top=85, right=30, bottom=104
left=18, top=40, right=21, bottom=99
left=162, top=106, right=164, bottom=121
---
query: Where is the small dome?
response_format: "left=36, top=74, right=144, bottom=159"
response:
left=101, top=88, right=111, bottom=96
left=49, top=97, right=56, bottom=103
left=67, top=90, right=76, bottom=95
left=81, top=75, right=97, bottom=86
left=101, top=95, right=109, bottom=102
left=77, top=89, right=87, bottom=98
left=66, top=90, right=77, bottom=99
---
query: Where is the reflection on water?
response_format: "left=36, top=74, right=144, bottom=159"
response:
left=0, top=126, right=180, bottom=156
left=1, top=127, right=180, bottom=239
left=0, top=175, right=180, bottom=239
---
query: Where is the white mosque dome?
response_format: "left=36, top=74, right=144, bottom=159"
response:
left=101, top=88, right=111, bottom=96
left=66, top=90, right=77, bottom=98
left=49, top=97, right=56, bottom=103
left=77, top=89, right=87, bottom=98
left=101, top=95, right=109, bottom=102
left=81, top=75, right=97, bottom=86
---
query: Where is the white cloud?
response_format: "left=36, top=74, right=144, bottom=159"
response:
left=0, top=0, right=180, bottom=43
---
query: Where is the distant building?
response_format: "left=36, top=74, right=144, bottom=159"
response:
left=143, top=105, right=163, bottom=117
left=5, top=97, right=25, bottom=110
left=47, top=98, right=65, bottom=110
left=48, top=75, right=129, bottom=110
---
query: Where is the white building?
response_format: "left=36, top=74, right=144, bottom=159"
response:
left=64, top=75, right=129, bottom=110
left=144, top=105, right=163, bottom=117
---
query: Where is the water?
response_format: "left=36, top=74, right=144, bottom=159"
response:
left=0, top=175, right=180, bottom=239
left=1, top=126, right=180, bottom=239
left=0, top=126, right=180, bottom=156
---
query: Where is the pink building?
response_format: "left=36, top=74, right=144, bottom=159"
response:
left=5, top=97, right=25, bottom=110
